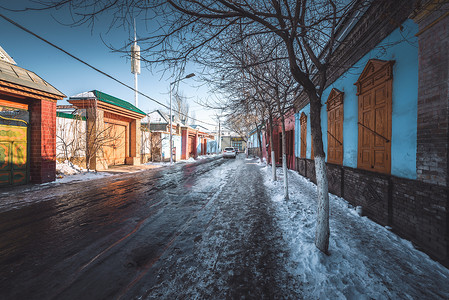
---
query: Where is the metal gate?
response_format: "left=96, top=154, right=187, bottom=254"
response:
left=0, top=113, right=28, bottom=186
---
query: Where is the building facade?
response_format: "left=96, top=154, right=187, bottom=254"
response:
left=66, top=90, right=145, bottom=170
left=294, top=0, right=449, bottom=266
left=221, top=135, right=247, bottom=152
left=0, top=46, right=65, bottom=185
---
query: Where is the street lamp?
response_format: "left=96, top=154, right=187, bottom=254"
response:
left=169, top=73, right=195, bottom=164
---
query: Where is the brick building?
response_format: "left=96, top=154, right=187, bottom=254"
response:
left=0, top=46, right=65, bottom=186
left=294, top=0, right=449, bottom=266
left=266, top=114, right=296, bottom=169
left=147, top=110, right=215, bottom=161
left=67, top=90, right=146, bottom=170
left=147, top=110, right=182, bottom=161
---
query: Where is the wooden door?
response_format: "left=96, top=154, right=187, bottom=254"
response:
left=188, top=134, right=196, bottom=157
left=104, top=123, right=126, bottom=166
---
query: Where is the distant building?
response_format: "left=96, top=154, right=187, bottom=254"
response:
left=221, top=134, right=246, bottom=152
left=147, top=110, right=216, bottom=161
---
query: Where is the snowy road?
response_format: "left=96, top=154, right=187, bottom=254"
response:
left=0, top=155, right=448, bottom=299
left=0, top=155, right=298, bottom=299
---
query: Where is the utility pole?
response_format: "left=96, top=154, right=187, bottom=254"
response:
left=131, top=19, right=140, bottom=108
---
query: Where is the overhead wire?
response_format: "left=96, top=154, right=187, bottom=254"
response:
left=0, top=13, right=217, bottom=127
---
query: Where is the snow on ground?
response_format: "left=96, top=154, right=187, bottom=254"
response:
left=144, top=154, right=221, bottom=166
left=262, top=165, right=449, bottom=299
left=55, top=160, right=112, bottom=184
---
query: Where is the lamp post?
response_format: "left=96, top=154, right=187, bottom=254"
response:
left=169, top=73, right=195, bottom=164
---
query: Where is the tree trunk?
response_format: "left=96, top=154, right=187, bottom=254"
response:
left=308, top=91, right=330, bottom=254
left=268, top=116, right=276, bottom=181
left=280, top=116, right=289, bottom=200
left=314, top=156, right=329, bottom=253
left=256, top=125, right=263, bottom=163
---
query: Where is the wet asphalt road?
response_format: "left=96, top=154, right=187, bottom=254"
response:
left=0, top=155, right=299, bottom=299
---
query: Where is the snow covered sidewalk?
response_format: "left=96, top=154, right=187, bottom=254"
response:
left=263, top=165, right=449, bottom=299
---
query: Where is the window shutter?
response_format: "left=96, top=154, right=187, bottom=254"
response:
left=355, top=59, right=393, bottom=174
left=326, top=88, right=344, bottom=165
left=300, top=113, right=307, bottom=158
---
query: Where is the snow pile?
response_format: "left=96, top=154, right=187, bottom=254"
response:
left=196, top=154, right=220, bottom=160
left=56, top=160, right=84, bottom=176
left=262, top=166, right=449, bottom=299
left=55, top=160, right=111, bottom=184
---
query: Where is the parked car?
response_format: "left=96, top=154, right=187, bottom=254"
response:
left=223, top=147, right=236, bottom=159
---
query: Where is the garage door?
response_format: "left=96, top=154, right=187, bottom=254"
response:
left=0, top=110, right=28, bottom=186
left=103, top=123, right=126, bottom=166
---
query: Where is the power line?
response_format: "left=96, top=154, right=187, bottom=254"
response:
left=0, top=13, right=216, bottom=127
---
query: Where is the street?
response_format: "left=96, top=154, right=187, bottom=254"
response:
left=2, top=155, right=449, bottom=300
left=0, top=155, right=299, bottom=299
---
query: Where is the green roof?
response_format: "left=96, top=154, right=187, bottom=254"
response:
left=93, top=90, right=146, bottom=115
left=57, top=111, right=86, bottom=120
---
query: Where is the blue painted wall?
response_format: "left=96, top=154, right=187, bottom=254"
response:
left=295, top=105, right=313, bottom=159
left=197, top=139, right=201, bottom=155
left=295, top=19, right=419, bottom=179
left=248, top=130, right=263, bottom=148
left=161, top=134, right=181, bottom=160
left=207, top=140, right=218, bottom=153
left=295, top=113, right=300, bottom=157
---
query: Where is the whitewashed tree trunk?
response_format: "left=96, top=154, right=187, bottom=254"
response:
left=281, top=118, right=289, bottom=200
left=314, top=156, right=329, bottom=253
left=271, top=150, right=276, bottom=181
left=268, top=118, right=276, bottom=181
left=282, top=153, right=288, bottom=199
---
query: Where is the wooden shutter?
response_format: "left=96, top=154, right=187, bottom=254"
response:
left=355, top=59, right=393, bottom=174
left=326, top=89, right=344, bottom=165
left=300, top=113, right=307, bottom=158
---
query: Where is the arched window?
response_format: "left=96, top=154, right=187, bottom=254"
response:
left=326, top=88, right=344, bottom=165
left=355, top=59, right=394, bottom=174
left=300, top=112, right=307, bottom=158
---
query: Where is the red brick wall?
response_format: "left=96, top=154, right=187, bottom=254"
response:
left=181, top=128, right=188, bottom=160
left=29, top=99, right=57, bottom=183
left=271, top=112, right=296, bottom=170
left=416, top=9, right=449, bottom=187
left=194, top=132, right=199, bottom=158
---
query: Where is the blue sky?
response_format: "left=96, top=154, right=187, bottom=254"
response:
left=0, top=1, right=217, bottom=128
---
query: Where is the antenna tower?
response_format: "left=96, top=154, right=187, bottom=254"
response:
left=131, top=19, right=141, bottom=107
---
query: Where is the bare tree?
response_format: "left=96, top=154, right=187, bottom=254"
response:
left=140, top=120, right=152, bottom=163
left=173, top=91, right=190, bottom=125
left=149, top=132, right=170, bottom=162
left=25, top=0, right=372, bottom=253
left=84, top=103, right=125, bottom=171
left=56, top=111, right=85, bottom=164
